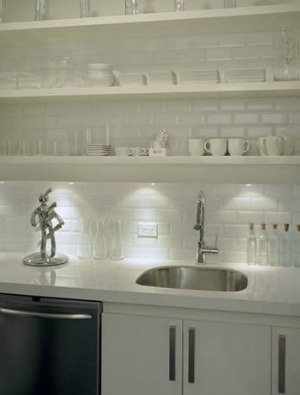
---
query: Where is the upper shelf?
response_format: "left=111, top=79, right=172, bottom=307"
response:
left=1, top=81, right=300, bottom=104
left=0, top=156, right=299, bottom=183
left=0, top=4, right=299, bottom=45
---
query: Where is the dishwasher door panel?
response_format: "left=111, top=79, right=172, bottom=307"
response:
left=0, top=294, right=101, bottom=395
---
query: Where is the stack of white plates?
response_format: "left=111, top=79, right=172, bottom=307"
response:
left=177, top=69, right=220, bottom=84
left=88, top=63, right=114, bottom=87
left=225, top=69, right=266, bottom=83
left=86, top=144, right=112, bottom=156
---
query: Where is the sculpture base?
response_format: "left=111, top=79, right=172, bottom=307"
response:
left=23, top=253, right=69, bottom=267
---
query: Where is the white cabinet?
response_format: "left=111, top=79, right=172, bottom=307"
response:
left=102, top=312, right=271, bottom=395
left=272, top=327, right=300, bottom=395
left=183, top=320, right=271, bottom=395
left=102, top=313, right=182, bottom=395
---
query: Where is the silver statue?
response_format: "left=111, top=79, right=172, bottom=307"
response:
left=23, top=188, right=69, bottom=266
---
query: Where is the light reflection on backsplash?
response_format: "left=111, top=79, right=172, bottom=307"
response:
left=0, top=181, right=298, bottom=264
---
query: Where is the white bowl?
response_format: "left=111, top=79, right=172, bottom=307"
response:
left=88, top=73, right=114, bottom=87
left=147, top=71, right=176, bottom=85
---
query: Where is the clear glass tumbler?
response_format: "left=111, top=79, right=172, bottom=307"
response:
left=80, top=0, right=90, bottom=18
left=174, top=0, right=185, bottom=11
left=224, top=0, right=237, bottom=8
left=35, top=0, right=48, bottom=21
left=125, top=0, right=138, bottom=15
left=0, top=0, right=4, bottom=23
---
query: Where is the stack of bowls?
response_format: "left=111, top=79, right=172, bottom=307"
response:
left=87, top=64, right=114, bottom=87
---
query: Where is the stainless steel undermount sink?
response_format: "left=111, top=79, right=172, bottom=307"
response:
left=136, top=266, right=248, bottom=292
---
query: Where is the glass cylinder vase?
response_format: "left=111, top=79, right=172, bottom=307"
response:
left=274, top=28, right=299, bottom=81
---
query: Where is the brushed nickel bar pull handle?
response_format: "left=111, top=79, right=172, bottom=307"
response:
left=169, top=325, right=176, bottom=381
left=188, top=327, right=195, bottom=384
left=0, top=308, right=92, bottom=320
left=278, top=335, right=286, bottom=394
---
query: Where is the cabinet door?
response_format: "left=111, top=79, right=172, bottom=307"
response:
left=102, top=313, right=182, bottom=395
left=272, top=327, right=300, bottom=395
left=183, top=320, right=271, bottom=395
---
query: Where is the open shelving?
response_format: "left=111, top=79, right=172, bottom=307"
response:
left=0, top=156, right=298, bottom=183
left=1, top=81, right=300, bottom=104
left=0, top=3, right=299, bottom=44
left=0, top=3, right=299, bottom=183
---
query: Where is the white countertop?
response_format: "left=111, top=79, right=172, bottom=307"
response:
left=0, top=253, right=299, bottom=317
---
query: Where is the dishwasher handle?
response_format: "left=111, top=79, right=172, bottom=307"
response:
left=0, top=307, right=92, bottom=320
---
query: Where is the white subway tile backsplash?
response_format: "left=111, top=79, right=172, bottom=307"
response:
left=261, top=113, right=287, bottom=124
left=206, top=113, right=232, bottom=125
left=233, top=113, right=259, bottom=124
left=0, top=182, right=298, bottom=263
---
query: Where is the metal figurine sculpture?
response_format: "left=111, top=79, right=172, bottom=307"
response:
left=23, top=188, right=69, bottom=266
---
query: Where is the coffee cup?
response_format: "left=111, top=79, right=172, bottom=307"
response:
left=188, top=139, right=205, bottom=156
left=114, top=147, right=134, bottom=156
left=204, top=139, right=227, bottom=156
left=258, top=136, right=284, bottom=156
left=282, top=135, right=294, bottom=156
left=228, top=138, right=250, bottom=156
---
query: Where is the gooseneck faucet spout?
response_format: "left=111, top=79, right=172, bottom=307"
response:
left=194, top=191, right=219, bottom=264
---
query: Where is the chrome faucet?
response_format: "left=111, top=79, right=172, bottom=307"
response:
left=194, top=191, right=219, bottom=264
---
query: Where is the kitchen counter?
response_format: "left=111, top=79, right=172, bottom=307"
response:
left=0, top=253, right=299, bottom=317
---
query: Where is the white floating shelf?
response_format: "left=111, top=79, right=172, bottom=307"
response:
left=0, top=156, right=298, bottom=183
left=1, top=81, right=300, bottom=104
left=0, top=4, right=299, bottom=44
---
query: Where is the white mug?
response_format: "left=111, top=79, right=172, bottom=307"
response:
left=258, top=136, right=284, bottom=156
left=114, top=147, right=134, bottom=156
left=204, top=139, right=227, bottom=156
left=228, top=138, right=250, bottom=156
left=188, top=139, right=205, bottom=156
left=131, top=147, right=148, bottom=156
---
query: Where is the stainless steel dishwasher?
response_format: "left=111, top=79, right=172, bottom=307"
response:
left=0, top=294, right=101, bottom=395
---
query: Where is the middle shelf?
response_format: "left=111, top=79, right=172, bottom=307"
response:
left=1, top=81, right=300, bottom=104
left=0, top=156, right=298, bottom=183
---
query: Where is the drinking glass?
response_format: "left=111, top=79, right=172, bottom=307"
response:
left=35, top=0, right=48, bottom=21
left=70, top=131, right=84, bottom=156
left=77, top=217, right=93, bottom=259
left=224, top=0, right=237, bottom=8
left=0, top=0, right=4, bottom=23
left=80, top=0, right=90, bottom=18
left=125, top=0, right=138, bottom=15
left=174, top=0, right=185, bottom=11
left=20, top=139, right=32, bottom=156
left=46, top=140, right=61, bottom=156
left=2, top=139, right=21, bottom=156
left=33, top=139, right=45, bottom=156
